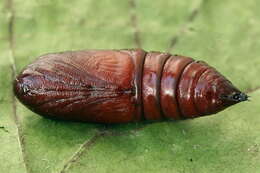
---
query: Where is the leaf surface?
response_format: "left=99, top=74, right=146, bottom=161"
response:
left=0, top=0, right=259, bottom=173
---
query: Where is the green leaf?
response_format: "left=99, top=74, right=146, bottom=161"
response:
left=1, top=0, right=259, bottom=173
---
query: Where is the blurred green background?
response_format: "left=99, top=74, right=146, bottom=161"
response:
left=0, top=0, right=260, bottom=172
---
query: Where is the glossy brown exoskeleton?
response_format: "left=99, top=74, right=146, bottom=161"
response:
left=14, top=49, right=247, bottom=123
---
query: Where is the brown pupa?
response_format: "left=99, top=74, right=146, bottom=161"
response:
left=14, top=49, right=247, bottom=123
